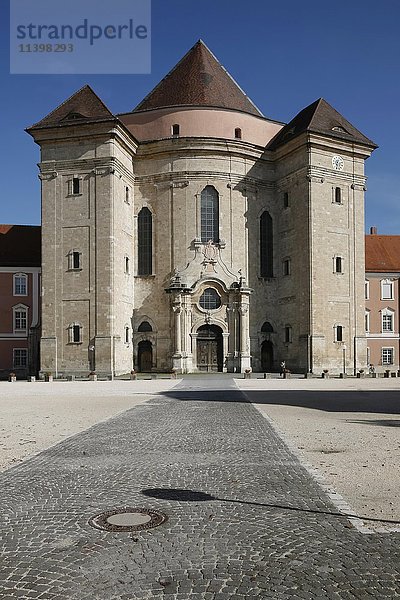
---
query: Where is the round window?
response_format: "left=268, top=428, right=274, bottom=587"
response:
left=199, top=288, right=221, bottom=310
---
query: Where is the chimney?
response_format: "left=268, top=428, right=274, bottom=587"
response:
left=370, top=226, right=377, bottom=235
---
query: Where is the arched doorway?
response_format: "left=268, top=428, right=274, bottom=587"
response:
left=197, top=324, right=223, bottom=372
left=138, top=340, right=152, bottom=372
left=261, top=340, right=274, bottom=372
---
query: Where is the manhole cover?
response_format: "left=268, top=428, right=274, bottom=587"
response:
left=88, top=507, right=167, bottom=532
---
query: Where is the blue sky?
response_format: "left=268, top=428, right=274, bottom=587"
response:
left=1, top=0, right=399, bottom=233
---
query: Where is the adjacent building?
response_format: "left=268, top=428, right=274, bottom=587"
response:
left=365, top=228, right=400, bottom=372
left=0, top=225, right=41, bottom=378
left=27, top=40, right=377, bottom=376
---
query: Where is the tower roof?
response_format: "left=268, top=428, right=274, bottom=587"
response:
left=267, top=98, right=377, bottom=150
left=133, top=40, right=264, bottom=117
left=28, top=85, right=115, bottom=130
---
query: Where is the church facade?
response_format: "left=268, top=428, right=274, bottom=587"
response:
left=27, top=41, right=377, bottom=376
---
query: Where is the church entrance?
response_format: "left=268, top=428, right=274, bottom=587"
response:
left=261, top=340, right=274, bottom=372
left=138, top=340, right=152, bottom=372
left=197, top=325, right=223, bottom=372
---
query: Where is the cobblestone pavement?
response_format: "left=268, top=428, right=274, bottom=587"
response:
left=1, top=376, right=399, bottom=599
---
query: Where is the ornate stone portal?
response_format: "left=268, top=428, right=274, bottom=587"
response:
left=165, top=241, right=252, bottom=373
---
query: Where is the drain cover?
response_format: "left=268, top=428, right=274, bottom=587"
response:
left=88, top=507, right=167, bottom=532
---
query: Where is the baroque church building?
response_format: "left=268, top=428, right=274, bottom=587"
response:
left=27, top=41, right=376, bottom=376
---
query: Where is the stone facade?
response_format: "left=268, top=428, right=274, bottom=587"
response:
left=27, top=41, right=376, bottom=376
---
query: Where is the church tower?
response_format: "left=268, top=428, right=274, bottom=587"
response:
left=28, top=41, right=376, bottom=375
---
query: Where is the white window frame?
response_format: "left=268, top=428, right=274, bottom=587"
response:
left=13, top=273, right=28, bottom=296
left=13, top=348, right=28, bottom=368
left=381, top=308, right=394, bottom=333
left=365, top=280, right=369, bottom=300
left=334, top=324, right=343, bottom=342
left=334, top=256, right=343, bottom=274
left=68, top=322, right=82, bottom=344
left=67, top=175, right=82, bottom=196
left=365, top=311, right=370, bottom=333
left=333, top=186, right=342, bottom=204
left=68, top=250, right=81, bottom=271
left=381, top=279, right=394, bottom=300
left=13, top=304, right=28, bottom=334
left=382, top=347, right=394, bottom=365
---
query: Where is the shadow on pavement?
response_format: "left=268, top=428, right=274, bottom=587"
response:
left=141, top=487, right=400, bottom=525
left=164, top=389, right=400, bottom=415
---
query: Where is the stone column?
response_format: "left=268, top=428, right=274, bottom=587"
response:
left=239, top=294, right=251, bottom=372
left=172, top=294, right=183, bottom=372
left=222, top=333, right=229, bottom=372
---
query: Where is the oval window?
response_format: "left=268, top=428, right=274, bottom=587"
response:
left=199, top=288, right=221, bottom=310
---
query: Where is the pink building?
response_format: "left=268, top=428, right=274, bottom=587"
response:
left=0, top=225, right=41, bottom=378
left=365, top=228, right=400, bottom=373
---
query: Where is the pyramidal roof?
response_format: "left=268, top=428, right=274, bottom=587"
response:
left=28, top=85, right=115, bottom=130
left=267, top=98, right=377, bottom=150
left=133, top=40, right=264, bottom=117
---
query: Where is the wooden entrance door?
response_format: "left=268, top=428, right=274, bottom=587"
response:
left=261, top=340, right=273, bottom=372
left=138, top=340, right=152, bottom=372
left=197, top=325, right=223, bottom=372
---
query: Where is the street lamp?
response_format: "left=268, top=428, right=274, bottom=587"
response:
left=342, top=344, right=346, bottom=377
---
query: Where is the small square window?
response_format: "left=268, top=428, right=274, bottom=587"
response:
left=382, top=347, right=394, bottom=365
left=13, top=348, right=27, bottom=368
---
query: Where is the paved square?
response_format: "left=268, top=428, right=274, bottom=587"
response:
left=1, top=376, right=399, bottom=599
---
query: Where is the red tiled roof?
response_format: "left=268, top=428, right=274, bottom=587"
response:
left=133, top=40, right=263, bottom=117
left=365, top=234, right=400, bottom=272
left=0, top=225, right=41, bottom=267
left=27, top=85, right=115, bottom=130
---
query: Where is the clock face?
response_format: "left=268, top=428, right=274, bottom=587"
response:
left=332, top=155, right=344, bottom=171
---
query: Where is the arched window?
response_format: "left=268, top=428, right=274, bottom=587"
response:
left=13, top=304, right=28, bottom=333
left=138, top=207, right=152, bottom=275
left=199, top=288, right=221, bottom=310
left=261, top=321, right=274, bottom=333
left=138, top=321, right=152, bottom=332
left=260, top=211, right=273, bottom=277
left=234, top=127, right=242, bottom=139
left=201, top=186, right=219, bottom=243
left=335, top=256, right=343, bottom=273
left=13, top=273, right=27, bottom=296
left=335, top=187, right=342, bottom=203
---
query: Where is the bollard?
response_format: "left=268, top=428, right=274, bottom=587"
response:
left=130, top=370, right=137, bottom=380
left=27, top=376, right=35, bottom=382
left=89, top=372, right=97, bottom=381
